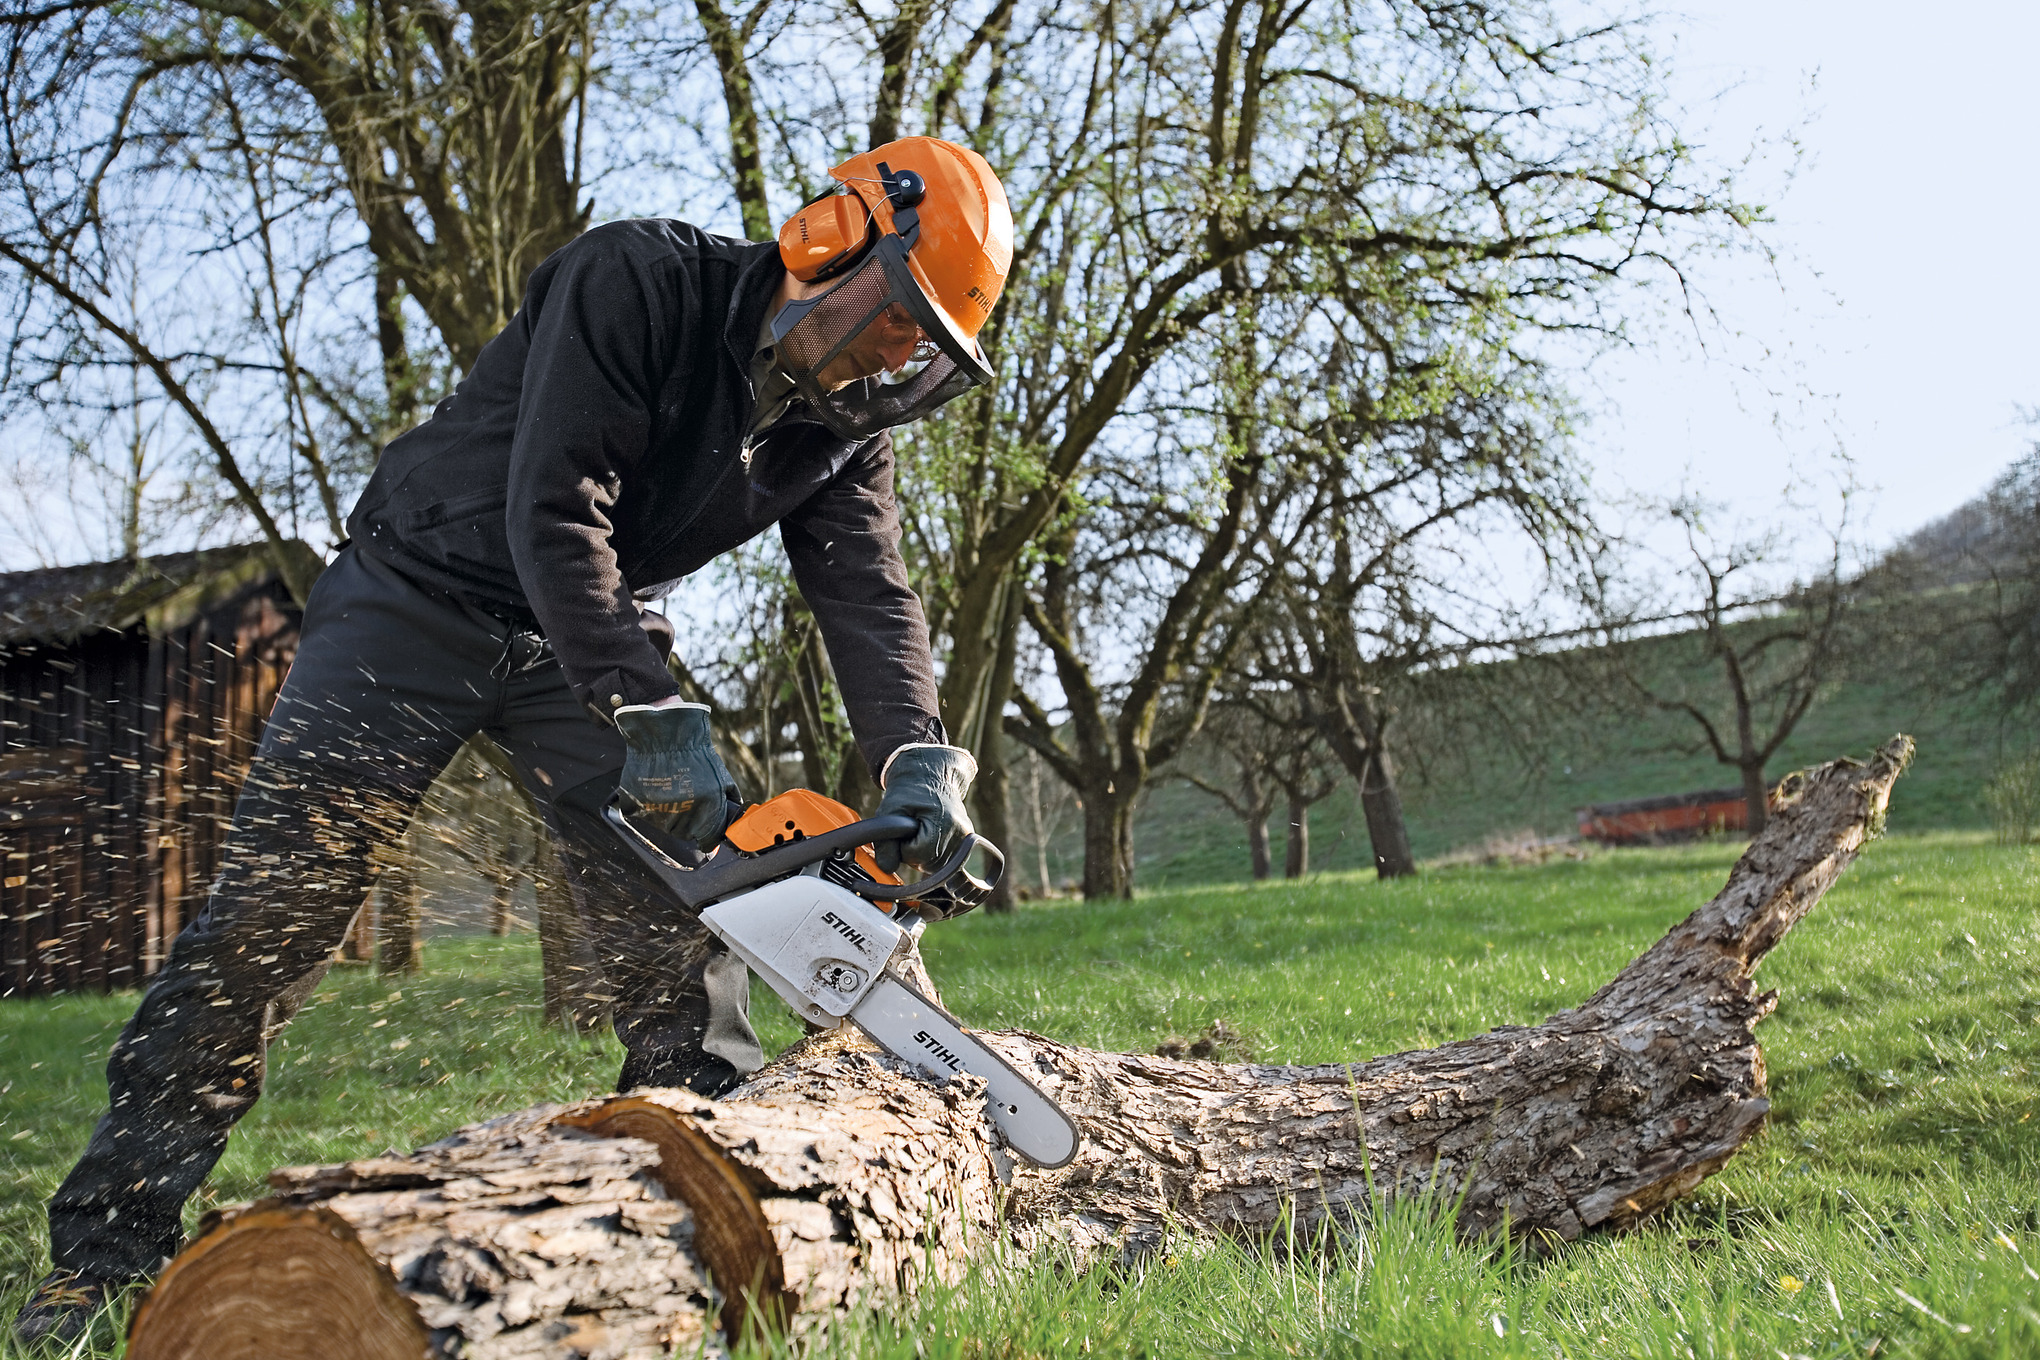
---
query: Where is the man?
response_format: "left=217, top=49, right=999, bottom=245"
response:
left=13, top=135, right=1012, bottom=1346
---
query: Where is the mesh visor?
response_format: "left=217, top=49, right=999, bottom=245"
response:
left=770, top=236, right=991, bottom=441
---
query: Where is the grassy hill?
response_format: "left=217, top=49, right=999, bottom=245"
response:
left=1113, top=651, right=2013, bottom=890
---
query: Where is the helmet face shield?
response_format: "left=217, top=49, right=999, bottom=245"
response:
left=770, top=235, right=993, bottom=441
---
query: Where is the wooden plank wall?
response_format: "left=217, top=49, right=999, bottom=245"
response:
left=0, top=583, right=299, bottom=997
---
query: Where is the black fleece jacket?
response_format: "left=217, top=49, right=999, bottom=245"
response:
left=346, top=220, right=944, bottom=776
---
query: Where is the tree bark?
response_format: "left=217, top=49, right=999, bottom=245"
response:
left=1284, top=795, right=1308, bottom=878
left=974, top=756, right=1017, bottom=912
left=1307, top=677, right=1416, bottom=880
left=373, top=258, right=416, bottom=434
left=338, top=895, right=377, bottom=964
left=692, top=0, right=772, bottom=239
left=466, top=738, right=605, bottom=1030
left=970, top=585, right=1025, bottom=913
left=489, top=868, right=515, bottom=937
left=533, top=832, right=607, bottom=1034
left=867, top=0, right=935, bottom=149
left=373, top=854, right=421, bottom=976
left=127, top=738, right=1913, bottom=1360
left=1080, top=790, right=1135, bottom=900
left=1356, top=742, right=1415, bottom=878
left=1247, top=811, right=1272, bottom=881
left=1742, top=760, right=1770, bottom=837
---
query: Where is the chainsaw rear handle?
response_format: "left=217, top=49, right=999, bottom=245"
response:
left=603, top=800, right=1002, bottom=917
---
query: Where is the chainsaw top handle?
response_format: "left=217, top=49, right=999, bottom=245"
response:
left=602, top=801, right=1003, bottom=919
left=830, top=831, right=1004, bottom=919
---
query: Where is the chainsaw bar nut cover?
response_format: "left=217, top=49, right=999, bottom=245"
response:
left=700, top=876, right=907, bottom=1023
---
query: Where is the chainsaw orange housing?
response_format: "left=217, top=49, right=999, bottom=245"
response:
left=724, top=789, right=902, bottom=887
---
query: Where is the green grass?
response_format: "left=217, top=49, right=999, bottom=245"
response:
left=4, top=833, right=2037, bottom=1356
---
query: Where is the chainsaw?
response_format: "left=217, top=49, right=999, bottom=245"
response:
left=603, top=788, right=1080, bottom=1168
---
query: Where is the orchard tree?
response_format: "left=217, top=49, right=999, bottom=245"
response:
left=1597, top=497, right=1854, bottom=836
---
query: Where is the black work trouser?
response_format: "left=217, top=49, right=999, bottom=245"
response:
left=45, top=546, right=763, bottom=1280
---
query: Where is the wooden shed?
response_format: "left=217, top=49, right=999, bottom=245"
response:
left=0, top=543, right=320, bottom=997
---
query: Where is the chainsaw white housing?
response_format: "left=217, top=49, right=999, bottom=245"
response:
left=700, top=875, right=906, bottom=1025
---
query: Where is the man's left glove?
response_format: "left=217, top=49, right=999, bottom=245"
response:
left=875, top=743, right=977, bottom=872
left=614, top=701, right=740, bottom=848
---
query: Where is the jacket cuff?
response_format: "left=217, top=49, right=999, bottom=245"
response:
left=581, top=665, right=682, bottom=724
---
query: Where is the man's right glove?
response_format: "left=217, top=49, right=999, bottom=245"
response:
left=614, top=701, right=740, bottom=848
left=875, top=743, right=978, bottom=872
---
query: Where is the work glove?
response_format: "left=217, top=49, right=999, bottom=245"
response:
left=614, top=701, right=740, bottom=848
left=875, top=743, right=977, bottom=872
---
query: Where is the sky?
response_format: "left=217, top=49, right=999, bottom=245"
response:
left=1582, top=0, right=2040, bottom=558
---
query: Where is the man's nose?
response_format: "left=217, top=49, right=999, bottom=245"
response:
left=877, top=333, right=920, bottom=371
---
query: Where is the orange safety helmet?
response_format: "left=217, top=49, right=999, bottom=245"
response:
left=770, top=137, right=1013, bottom=439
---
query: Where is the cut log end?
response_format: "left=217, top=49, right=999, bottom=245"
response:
left=553, top=1098, right=793, bottom=1341
left=126, top=1206, right=430, bottom=1360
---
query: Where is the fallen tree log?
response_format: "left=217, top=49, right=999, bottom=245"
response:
left=126, top=736, right=1912, bottom=1360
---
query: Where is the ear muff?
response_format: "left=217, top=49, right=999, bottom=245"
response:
left=778, top=193, right=875, bottom=282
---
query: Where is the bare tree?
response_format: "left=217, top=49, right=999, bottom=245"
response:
left=1598, top=498, right=1854, bottom=836
left=1180, top=743, right=1280, bottom=880
left=1181, top=701, right=1338, bottom=880
left=657, top=542, right=881, bottom=814
left=906, top=0, right=1748, bottom=894
left=1001, top=389, right=1298, bottom=898
left=0, top=0, right=601, bottom=581
left=1269, top=743, right=1338, bottom=879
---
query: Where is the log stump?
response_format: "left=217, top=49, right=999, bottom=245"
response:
left=126, top=737, right=1913, bottom=1360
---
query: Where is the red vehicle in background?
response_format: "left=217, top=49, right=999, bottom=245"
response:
left=1576, top=786, right=1776, bottom=845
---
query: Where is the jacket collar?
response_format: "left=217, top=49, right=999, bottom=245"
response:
left=725, top=241, right=788, bottom=372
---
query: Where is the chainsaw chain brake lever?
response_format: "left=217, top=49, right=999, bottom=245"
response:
left=604, top=800, right=1004, bottom=918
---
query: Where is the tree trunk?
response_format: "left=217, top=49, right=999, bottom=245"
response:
left=974, top=757, right=1017, bottom=913
left=1357, top=744, right=1415, bottom=878
left=373, top=855, right=421, bottom=976
left=534, top=833, right=607, bottom=1035
left=1026, top=757, right=1055, bottom=896
left=488, top=868, right=514, bottom=937
left=372, top=259, right=415, bottom=434
left=338, top=895, right=376, bottom=965
left=692, top=0, right=773, bottom=240
left=970, top=586, right=1025, bottom=913
left=1312, top=684, right=1417, bottom=880
left=830, top=750, right=881, bottom=819
left=127, top=739, right=1913, bottom=1360
left=1284, top=796, right=1308, bottom=878
left=1080, top=789, right=1134, bottom=900
left=467, top=738, right=605, bottom=1029
left=1246, top=812, right=1271, bottom=881
left=1742, top=761, right=1770, bottom=837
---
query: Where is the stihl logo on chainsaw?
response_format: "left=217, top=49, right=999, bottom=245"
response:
left=913, top=1029, right=964, bottom=1073
left=820, top=910, right=868, bottom=949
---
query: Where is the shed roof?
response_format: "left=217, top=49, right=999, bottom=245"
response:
left=0, top=542, right=318, bottom=646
